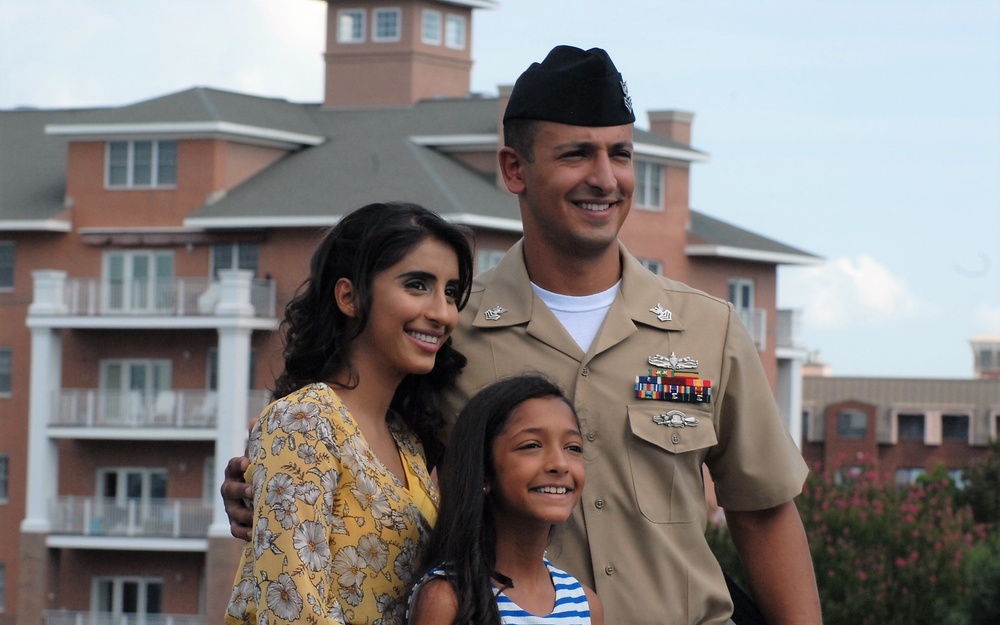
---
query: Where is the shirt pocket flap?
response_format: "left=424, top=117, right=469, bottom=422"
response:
left=627, top=404, right=718, bottom=454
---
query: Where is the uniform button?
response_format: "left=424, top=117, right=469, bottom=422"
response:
left=595, top=498, right=605, bottom=509
left=605, top=565, right=614, bottom=576
left=581, top=366, right=590, bottom=376
left=587, top=431, right=597, bottom=442
left=671, top=433, right=681, bottom=444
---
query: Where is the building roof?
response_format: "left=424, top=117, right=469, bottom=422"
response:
left=2, top=87, right=817, bottom=264
left=686, top=210, right=821, bottom=265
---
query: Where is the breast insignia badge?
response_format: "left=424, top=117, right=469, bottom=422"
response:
left=649, top=303, right=672, bottom=322
left=653, top=410, right=699, bottom=428
left=484, top=304, right=507, bottom=321
left=635, top=353, right=712, bottom=403
left=648, top=352, right=698, bottom=370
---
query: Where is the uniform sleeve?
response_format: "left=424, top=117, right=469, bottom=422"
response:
left=705, top=304, right=808, bottom=511
left=246, top=399, right=349, bottom=625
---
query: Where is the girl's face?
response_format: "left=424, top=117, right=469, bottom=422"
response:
left=344, top=237, right=461, bottom=381
left=488, top=397, right=585, bottom=526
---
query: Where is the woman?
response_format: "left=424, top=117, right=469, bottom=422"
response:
left=226, top=202, right=473, bottom=625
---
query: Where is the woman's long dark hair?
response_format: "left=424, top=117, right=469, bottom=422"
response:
left=420, top=374, right=576, bottom=625
left=271, top=201, right=473, bottom=467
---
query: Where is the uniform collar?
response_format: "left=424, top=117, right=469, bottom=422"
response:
left=471, top=239, right=686, bottom=334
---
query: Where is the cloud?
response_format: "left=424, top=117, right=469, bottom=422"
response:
left=974, top=304, right=1000, bottom=330
left=780, top=254, right=922, bottom=329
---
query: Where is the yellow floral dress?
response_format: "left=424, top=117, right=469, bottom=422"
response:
left=226, top=383, right=439, bottom=625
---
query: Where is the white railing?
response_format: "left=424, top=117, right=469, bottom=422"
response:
left=49, top=497, right=212, bottom=538
left=775, top=309, right=803, bottom=350
left=61, top=277, right=275, bottom=317
left=737, top=308, right=767, bottom=351
left=45, top=611, right=203, bottom=625
left=50, top=389, right=272, bottom=428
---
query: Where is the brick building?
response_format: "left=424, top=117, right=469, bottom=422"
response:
left=0, top=1, right=819, bottom=623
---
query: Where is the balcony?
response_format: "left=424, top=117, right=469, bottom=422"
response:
left=28, top=270, right=278, bottom=330
left=49, top=389, right=271, bottom=436
left=45, top=611, right=203, bottom=625
left=62, top=276, right=274, bottom=317
left=776, top=309, right=804, bottom=350
left=49, top=497, right=212, bottom=538
left=737, top=308, right=767, bottom=351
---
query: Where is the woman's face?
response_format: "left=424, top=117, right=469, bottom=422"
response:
left=347, top=237, right=462, bottom=381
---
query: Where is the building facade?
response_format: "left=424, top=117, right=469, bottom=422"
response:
left=801, top=375, right=1000, bottom=484
left=0, top=2, right=819, bottom=623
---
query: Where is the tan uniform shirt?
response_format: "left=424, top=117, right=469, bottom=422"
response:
left=446, top=241, right=808, bottom=625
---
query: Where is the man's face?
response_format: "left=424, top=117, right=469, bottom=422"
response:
left=514, top=121, right=635, bottom=260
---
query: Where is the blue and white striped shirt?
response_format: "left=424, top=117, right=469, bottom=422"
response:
left=406, top=559, right=592, bottom=624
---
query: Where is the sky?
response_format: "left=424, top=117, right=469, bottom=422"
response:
left=1, top=0, right=998, bottom=379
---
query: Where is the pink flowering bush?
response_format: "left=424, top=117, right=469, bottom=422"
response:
left=706, top=456, right=990, bottom=625
left=796, top=460, right=984, bottom=625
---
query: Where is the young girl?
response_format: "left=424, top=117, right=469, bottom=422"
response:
left=226, top=202, right=473, bottom=625
left=406, top=374, right=604, bottom=625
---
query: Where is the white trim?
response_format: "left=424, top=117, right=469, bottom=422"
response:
left=0, top=219, right=72, bottom=232
left=46, top=535, right=208, bottom=552
left=443, top=213, right=522, bottom=232
left=634, top=141, right=710, bottom=163
left=685, top=244, right=822, bottom=266
left=409, top=133, right=498, bottom=149
left=433, top=0, right=497, bottom=8
left=45, top=121, right=325, bottom=148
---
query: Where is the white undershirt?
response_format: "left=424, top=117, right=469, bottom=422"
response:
left=531, top=280, right=621, bottom=353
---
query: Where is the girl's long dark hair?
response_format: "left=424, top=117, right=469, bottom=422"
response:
left=271, top=201, right=473, bottom=467
left=419, top=374, right=575, bottom=625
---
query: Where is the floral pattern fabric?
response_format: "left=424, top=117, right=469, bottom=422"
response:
left=227, top=383, right=439, bottom=625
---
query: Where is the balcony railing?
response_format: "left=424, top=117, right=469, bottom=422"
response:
left=60, top=277, right=275, bottom=317
left=50, top=389, right=272, bottom=429
left=737, top=308, right=767, bottom=351
left=45, top=612, right=203, bottom=625
left=49, top=497, right=212, bottom=538
left=775, top=309, right=804, bottom=350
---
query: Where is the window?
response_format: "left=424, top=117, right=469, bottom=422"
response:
left=422, top=9, right=442, bottom=44
left=0, top=241, right=13, bottom=290
left=895, top=467, right=925, bottom=486
left=93, top=577, right=162, bottom=621
left=444, top=14, right=466, bottom=49
left=211, top=243, right=258, bottom=280
left=100, top=360, right=171, bottom=424
left=103, top=250, right=174, bottom=313
left=638, top=258, right=662, bottom=275
left=337, top=9, right=365, bottom=43
left=727, top=278, right=754, bottom=313
left=897, top=413, right=925, bottom=441
left=0, top=348, right=10, bottom=395
left=948, top=469, right=967, bottom=489
left=635, top=161, right=664, bottom=210
left=106, top=140, right=176, bottom=188
left=476, top=248, right=507, bottom=273
left=836, top=410, right=867, bottom=439
left=97, top=468, right=167, bottom=505
left=0, top=454, right=8, bottom=501
left=942, top=415, right=970, bottom=442
left=979, top=349, right=993, bottom=369
left=373, top=8, right=401, bottom=42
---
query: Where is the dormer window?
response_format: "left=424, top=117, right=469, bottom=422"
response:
left=373, top=8, right=401, bottom=42
left=445, top=14, right=466, bottom=49
left=337, top=9, right=365, bottom=43
left=422, top=9, right=442, bottom=45
left=106, top=140, right=176, bottom=188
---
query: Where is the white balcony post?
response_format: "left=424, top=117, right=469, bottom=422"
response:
left=28, top=270, right=68, bottom=316
left=210, top=269, right=256, bottom=536
left=21, top=322, right=63, bottom=533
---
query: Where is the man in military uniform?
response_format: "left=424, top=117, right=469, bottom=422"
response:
left=224, top=46, right=822, bottom=624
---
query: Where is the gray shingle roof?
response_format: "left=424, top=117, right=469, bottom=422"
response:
left=687, top=209, right=821, bottom=265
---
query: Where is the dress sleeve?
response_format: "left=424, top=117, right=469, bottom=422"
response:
left=247, top=395, right=350, bottom=625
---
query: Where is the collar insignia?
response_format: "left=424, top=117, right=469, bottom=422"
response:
left=484, top=304, right=507, bottom=321
left=650, top=303, right=672, bottom=322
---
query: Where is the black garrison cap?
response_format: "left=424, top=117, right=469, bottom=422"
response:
left=503, top=45, right=635, bottom=127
